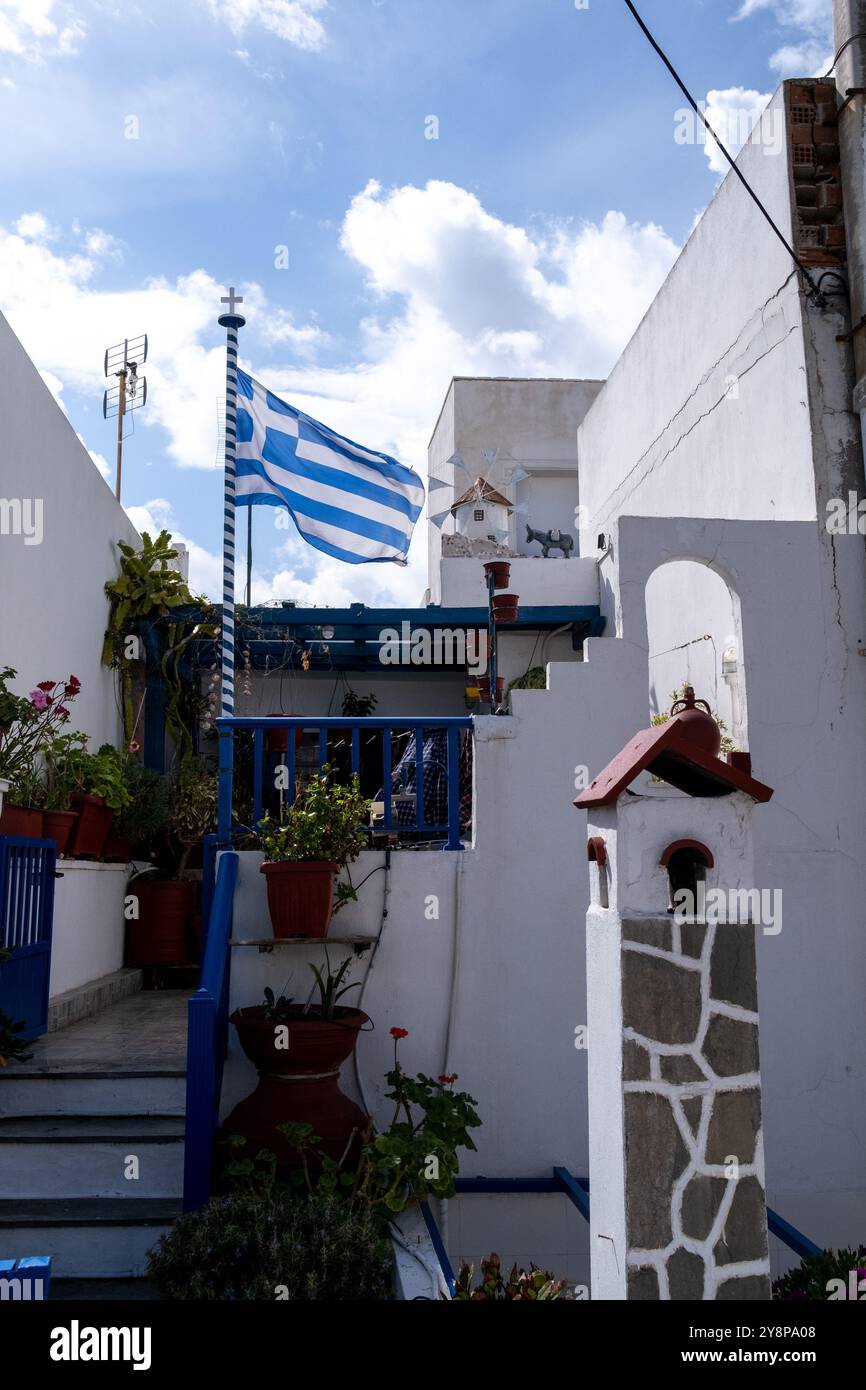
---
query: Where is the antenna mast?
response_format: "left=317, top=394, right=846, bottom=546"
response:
left=103, top=334, right=148, bottom=502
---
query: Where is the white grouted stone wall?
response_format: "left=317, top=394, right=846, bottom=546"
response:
left=0, top=311, right=140, bottom=747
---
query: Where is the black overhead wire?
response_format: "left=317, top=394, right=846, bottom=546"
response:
left=622, top=0, right=829, bottom=307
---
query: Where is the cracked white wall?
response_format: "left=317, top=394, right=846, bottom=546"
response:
left=576, top=81, right=866, bottom=1265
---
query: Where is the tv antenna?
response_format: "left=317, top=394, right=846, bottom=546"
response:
left=103, top=334, right=148, bottom=502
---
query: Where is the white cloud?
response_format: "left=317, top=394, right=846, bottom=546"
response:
left=206, top=0, right=327, bottom=51
left=76, top=432, right=111, bottom=480
left=124, top=497, right=225, bottom=599
left=2, top=183, right=681, bottom=603
left=733, top=0, right=833, bottom=77
left=15, top=210, right=56, bottom=239
left=699, top=87, right=773, bottom=175
left=0, top=1, right=85, bottom=59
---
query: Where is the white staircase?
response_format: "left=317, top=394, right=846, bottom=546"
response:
left=0, top=990, right=188, bottom=1286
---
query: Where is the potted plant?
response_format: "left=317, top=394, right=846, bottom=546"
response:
left=68, top=743, right=131, bottom=858
left=0, top=673, right=81, bottom=837
left=453, top=1252, right=573, bottom=1300
left=226, top=950, right=370, bottom=1170
left=113, top=759, right=169, bottom=861
left=259, top=767, right=369, bottom=939
left=126, top=757, right=216, bottom=967
left=40, top=731, right=88, bottom=855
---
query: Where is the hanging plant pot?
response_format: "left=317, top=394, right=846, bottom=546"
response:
left=224, top=1005, right=370, bottom=1171
left=126, top=878, right=194, bottom=967
left=70, top=793, right=113, bottom=858
left=260, top=860, right=338, bottom=939
left=478, top=676, right=504, bottom=705
left=42, top=810, right=78, bottom=856
left=483, top=560, right=511, bottom=590
left=0, top=803, right=43, bottom=838
left=491, top=593, right=519, bottom=624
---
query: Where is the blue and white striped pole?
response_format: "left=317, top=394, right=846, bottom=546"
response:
left=217, top=287, right=245, bottom=716
left=217, top=288, right=245, bottom=844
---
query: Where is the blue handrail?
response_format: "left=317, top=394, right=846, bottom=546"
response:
left=183, top=850, right=238, bottom=1212
left=216, top=716, right=472, bottom=851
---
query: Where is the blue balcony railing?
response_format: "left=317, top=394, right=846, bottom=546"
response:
left=215, top=716, right=473, bottom=851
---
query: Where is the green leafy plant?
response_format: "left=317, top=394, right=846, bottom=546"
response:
left=0, top=667, right=28, bottom=735
left=260, top=767, right=369, bottom=913
left=41, top=732, right=89, bottom=811
left=146, top=1189, right=393, bottom=1301
left=261, top=985, right=295, bottom=1022
left=307, top=949, right=361, bottom=1021
left=80, top=744, right=133, bottom=814
left=102, top=531, right=217, bottom=756
left=507, top=666, right=547, bottom=694
left=453, top=1251, right=573, bottom=1301
left=167, top=757, right=218, bottom=875
left=773, top=1247, right=866, bottom=1300
left=116, top=760, right=170, bottom=855
left=341, top=689, right=378, bottom=718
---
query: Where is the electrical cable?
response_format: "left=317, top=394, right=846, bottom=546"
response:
left=622, top=0, right=827, bottom=306
left=826, top=30, right=866, bottom=78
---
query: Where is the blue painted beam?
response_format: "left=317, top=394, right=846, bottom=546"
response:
left=173, top=603, right=606, bottom=636
left=767, top=1207, right=823, bottom=1260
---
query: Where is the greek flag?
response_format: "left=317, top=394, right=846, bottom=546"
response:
left=234, top=370, right=424, bottom=565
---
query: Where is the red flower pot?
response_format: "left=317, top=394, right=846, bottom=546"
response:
left=483, top=560, right=511, bottom=590
left=230, top=1004, right=368, bottom=1076
left=491, top=593, right=519, bottom=624
left=264, top=717, right=305, bottom=754
left=260, top=859, right=338, bottom=939
left=42, top=809, right=78, bottom=856
left=224, top=1005, right=370, bottom=1171
left=478, top=676, right=504, bottom=704
left=0, top=804, right=43, bottom=838
left=126, top=878, right=194, bottom=967
left=70, top=793, right=113, bottom=858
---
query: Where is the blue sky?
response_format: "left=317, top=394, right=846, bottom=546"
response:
left=0, top=0, right=833, bottom=605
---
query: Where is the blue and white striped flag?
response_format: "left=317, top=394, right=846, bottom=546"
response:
left=234, top=370, right=424, bottom=565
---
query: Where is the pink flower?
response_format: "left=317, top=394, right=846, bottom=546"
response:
left=56, top=705, right=70, bottom=721
left=29, top=690, right=50, bottom=709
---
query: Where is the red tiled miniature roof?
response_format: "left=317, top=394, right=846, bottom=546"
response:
left=574, top=720, right=773, bottom=808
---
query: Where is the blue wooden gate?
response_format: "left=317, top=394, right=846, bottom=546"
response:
left=0, top=837, right=56, bottom=1041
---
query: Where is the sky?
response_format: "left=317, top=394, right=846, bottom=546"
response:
left=0, top=0, right=835, bottom=608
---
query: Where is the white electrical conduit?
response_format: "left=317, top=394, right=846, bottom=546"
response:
left=438, top=849, right=467, bottom=1263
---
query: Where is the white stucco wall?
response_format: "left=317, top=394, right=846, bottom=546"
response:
left=49, top=862, right=131, bottom=998
left=0, top=312, right=140, bottom=746
left=427, top=377, right=603, bottom=602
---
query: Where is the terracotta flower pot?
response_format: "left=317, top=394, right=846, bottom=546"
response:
left=491, top=593, right=519, bottom=624
left=478, top=676, right=504, bottom=704
left=70, top=793, right=113, bottom=858
left=42, top=809, right=78, bottom=856
left=260, top=859, right=338, bottom=938
left=483, top=560, right=511, bottom=590
left=230, top=1004, right=368, bottom=1076
left=126, top=878, right=194, bottom=967
left=224, top=1005, right=370, bottom=1172
left=0, top=804, right=43, bottom=838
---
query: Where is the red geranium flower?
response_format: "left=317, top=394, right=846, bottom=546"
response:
left=438, top=1074, right=458, bottom=1086
left=390, top=1027, right=408, bottom=1039
left=36, top=680, right=54, bottom=691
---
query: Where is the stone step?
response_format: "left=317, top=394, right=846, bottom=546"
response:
left=48, top=969, right=143, bottom=1034
left=0, top=1070, right=187, bottom=1117
left=0, top=1198, right=181, bottom=1280
left=0, top=1116, right=185, bottom=1198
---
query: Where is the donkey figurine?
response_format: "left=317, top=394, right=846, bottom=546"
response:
left=525, top=523, right=574, bottom=558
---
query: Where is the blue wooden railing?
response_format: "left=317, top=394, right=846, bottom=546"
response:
left=216, top=716, right=472, bottom=851
left=183, top=850, right=238, bottom=1212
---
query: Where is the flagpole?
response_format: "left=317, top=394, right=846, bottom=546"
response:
left=217, top=286, right=245, bottom=718
left=245, top=506, right=253, bottom=608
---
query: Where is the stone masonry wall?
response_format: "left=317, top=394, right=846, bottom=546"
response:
left=620, top=915, right=771, bottom=1300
